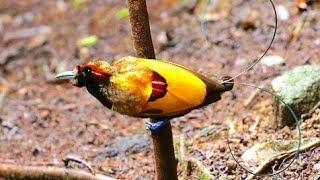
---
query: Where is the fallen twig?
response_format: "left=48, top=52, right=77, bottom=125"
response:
left=4, top=26, right=51, bottom=42
left=285, top=13, right=308, bottom=49
left=247, top=138, right=320, bottom=180
left=244, top=88, right=261, bottom=107
left=63, top=154, right=96, bottom=174
left=0, top=163, right=115, bottom=180
left=249, top=116, right=260, bottom=132
left=301, top=101, right=320, bottom=120
left=180, top=135, right=186, bottom=159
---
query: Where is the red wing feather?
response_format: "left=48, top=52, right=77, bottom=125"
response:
left=148, top=72, right=168, bottom=102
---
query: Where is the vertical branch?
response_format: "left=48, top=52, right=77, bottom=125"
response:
left=127, top=0, right=155, bottom=59
left=127, top=1, right=178, bottom=180
left=150, top=123, right=178, bottom=180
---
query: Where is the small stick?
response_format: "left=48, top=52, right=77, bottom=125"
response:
left=180, top=135, right=186, bottom=159
left=244, top=88, right=261, bottom=107
left=63, top=153, right=96, bottom=174
left=249, top=116, right=260, bottom=132
left=247, top=139, right=320, bottom=180
left=301, top=101, right=320, bottom=120
left=0, top=163, right=115, bottom=180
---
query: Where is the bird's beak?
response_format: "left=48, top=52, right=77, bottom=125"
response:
left=55, top=71, right=76, bottom=79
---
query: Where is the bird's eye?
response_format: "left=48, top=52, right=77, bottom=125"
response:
left=83, top=67, right=92, bottom=75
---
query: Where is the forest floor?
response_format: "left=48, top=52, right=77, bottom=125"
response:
left=0, top=0, right=319, bottom=179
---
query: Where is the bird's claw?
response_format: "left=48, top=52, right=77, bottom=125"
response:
left=145, top=119, right=169, bottom=131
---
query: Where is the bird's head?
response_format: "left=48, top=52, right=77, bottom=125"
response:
left=56, top=61, right=112, bottom=87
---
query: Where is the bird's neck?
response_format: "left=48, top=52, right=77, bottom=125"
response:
left=85, top=82, right=112, bottom=109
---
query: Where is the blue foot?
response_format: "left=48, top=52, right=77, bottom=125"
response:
left=145, top=119, right=170, bottom=131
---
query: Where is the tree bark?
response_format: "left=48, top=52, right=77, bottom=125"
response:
left=127, top=1, right=178, bottom=179
left=127, top=0, right=155, bottom=59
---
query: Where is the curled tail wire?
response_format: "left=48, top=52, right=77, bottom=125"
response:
left=201, top=0, right=301, bottom=176
left=223, top=81, right=302, bottom=176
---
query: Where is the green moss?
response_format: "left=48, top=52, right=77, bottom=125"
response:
left=271, top=65, right=320, bottom=126
left=173, top=137, right=181, bottom=159
left=115, top=8, right=129, bottom=19
left=272, top=65, right=320, bottom=103
left=173, top=137, right=191, bottom=160
left=198, top=171, right=211, bottom=180
left=78, top=35, right=98, bottom=47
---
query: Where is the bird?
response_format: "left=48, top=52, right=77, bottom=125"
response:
left=56, top=56, right=233, bottom=131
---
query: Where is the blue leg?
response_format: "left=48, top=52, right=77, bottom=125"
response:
left=145, top=119, right=170, bottom=131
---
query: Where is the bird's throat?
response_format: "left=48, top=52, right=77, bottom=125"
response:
left=86, top=83, right=112, bottom=109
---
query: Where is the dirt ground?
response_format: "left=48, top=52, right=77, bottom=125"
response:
left=0, top=0, right=319, bottom=179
